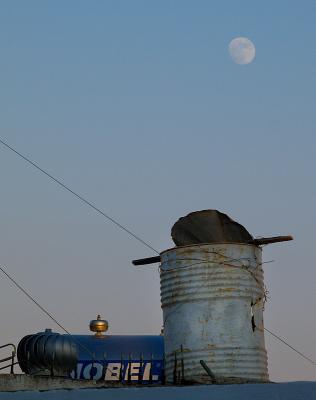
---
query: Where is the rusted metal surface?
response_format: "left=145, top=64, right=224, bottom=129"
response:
left=160, top=243, right=269, bottom=383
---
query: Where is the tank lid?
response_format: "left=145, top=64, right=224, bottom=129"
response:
left=89, top=315, right=108, bottom=336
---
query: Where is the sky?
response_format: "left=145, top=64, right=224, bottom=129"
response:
left=0, top=0, right=315, bottom=382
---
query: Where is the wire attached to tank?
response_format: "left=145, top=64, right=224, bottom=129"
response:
left=0, top=264, right=111, bottom=368
left=1, top=138, right=315, bottom=373
left=264, top=328, right=316, bottom=367
left=160, top=253, right=316, bottom=369
left=0, top=137, right=159, bottom=255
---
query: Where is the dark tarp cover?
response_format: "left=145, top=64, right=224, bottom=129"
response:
left=171, top=210, right=253, bottom=246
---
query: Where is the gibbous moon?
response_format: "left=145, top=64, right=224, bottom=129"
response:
left=229, top=37, right=256, bottom=65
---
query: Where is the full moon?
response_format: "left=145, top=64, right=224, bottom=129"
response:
left=228, top=37, right=256, bottom=65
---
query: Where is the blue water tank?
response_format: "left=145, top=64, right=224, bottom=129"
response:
left=17, top=330, right=164, bottom=383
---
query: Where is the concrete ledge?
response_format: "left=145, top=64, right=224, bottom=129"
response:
left=0, top=375, right=316, bottom=400
left=0, top=374, right=124, bottom=392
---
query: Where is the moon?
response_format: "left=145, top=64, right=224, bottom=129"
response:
left=228, top=37, right=256, bottom=65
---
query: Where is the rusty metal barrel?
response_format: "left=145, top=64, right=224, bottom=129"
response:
left=160, top=243, right=269, bottom=383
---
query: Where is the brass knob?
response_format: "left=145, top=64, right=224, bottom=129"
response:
left=89, top=315, right=108, bottom=336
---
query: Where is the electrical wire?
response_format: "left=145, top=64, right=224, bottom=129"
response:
left=0, top=137, right=158, bottom=371
left=3, top=257, right=315, bottom=370
left=0, top=137, right=159, bottom=255
left=1, top=138, right=316, bottom=372
left=0, top=265, right=71, bottom=335
left=264, top=328, right=316, bottom=367
left=0, top=264, right=103, bottom=363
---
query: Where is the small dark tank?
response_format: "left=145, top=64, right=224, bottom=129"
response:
left=17, top=329, right=77, bottom=376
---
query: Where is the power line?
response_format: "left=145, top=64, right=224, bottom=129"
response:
left=2, top=260, right=316, bottom=370
left=0, top=264, right=100, bottom=362
left=0, top=137, right=159, bottom=255
left=0, top=265, right=71, bottom=334
left=265, top=327, right=316, bottom=367
left=1, top=137, right=316, bottom=372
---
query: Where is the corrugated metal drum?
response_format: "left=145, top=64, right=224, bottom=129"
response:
left=160, top=243, right=269, bottom=383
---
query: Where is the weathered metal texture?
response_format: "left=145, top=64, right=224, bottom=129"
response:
left=160, top=243, right=269, bottom=384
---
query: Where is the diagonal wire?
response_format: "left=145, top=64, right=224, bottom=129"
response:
left=0, top=137, right=159, bottom=255
left=1, top=138, right=316, bottom=371
left=0, top=265, right=71, bottom=335
left=3, top=259, right=316, bottom=370
left=0, top=264, right=105, bottom=364
left=265, top=328, right=316, bottom=367
left=0, top=262, right=138, bottom=375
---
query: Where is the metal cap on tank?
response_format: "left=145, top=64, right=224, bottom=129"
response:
left=89, top=315, right=108, bottom=337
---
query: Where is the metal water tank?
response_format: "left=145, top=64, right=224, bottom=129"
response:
left=160, top=243, right=269, bottom=383
left=17, top=328, right=164, bottom=382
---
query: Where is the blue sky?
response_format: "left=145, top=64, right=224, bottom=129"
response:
left=0, top=1, right=315, bottom=381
